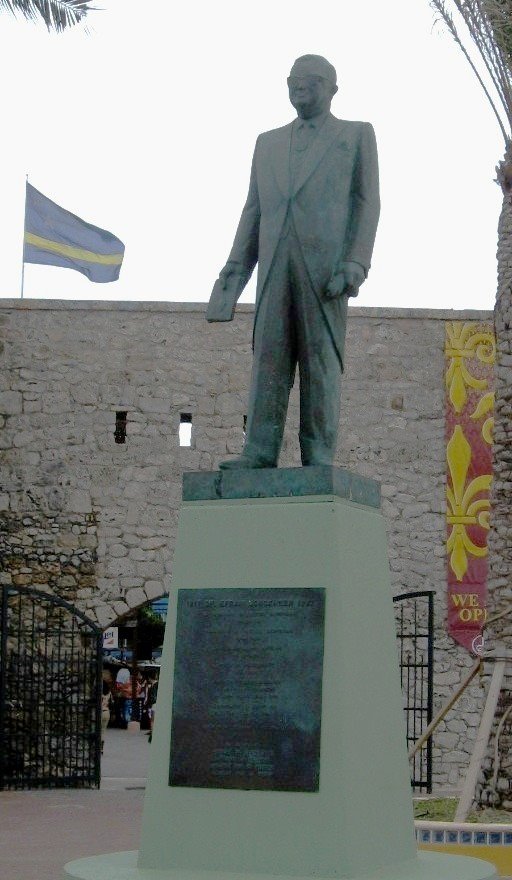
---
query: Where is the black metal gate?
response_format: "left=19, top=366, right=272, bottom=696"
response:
left=393, top=589, right=434, bottom=792
left=0, top=586, right=102, bottom=790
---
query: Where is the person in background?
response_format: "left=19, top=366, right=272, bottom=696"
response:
left=146, top=673, right=158, bottom=742
left=115, top=666, right=133, bottom=727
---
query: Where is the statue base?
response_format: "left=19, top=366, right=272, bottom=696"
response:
left=63, top=468, right=496, bottom=880
left=63, top=850, right=497, bottom=879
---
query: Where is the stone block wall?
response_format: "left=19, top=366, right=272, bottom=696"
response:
left=0, top=299, right=494, bottom=787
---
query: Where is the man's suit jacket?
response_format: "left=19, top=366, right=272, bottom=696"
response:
left=228, top=113, right=380, bottom=368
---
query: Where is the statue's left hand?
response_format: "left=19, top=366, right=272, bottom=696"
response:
left=326, top=262, right=365, bottom=299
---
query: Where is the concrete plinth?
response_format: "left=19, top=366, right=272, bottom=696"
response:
left=63, top=469, right=496, bottom=880
left=63, top=850, right=497, bottom=880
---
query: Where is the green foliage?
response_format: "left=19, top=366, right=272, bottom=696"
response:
left=414, top=797, right=512, bottom=823
left=0, top=0, right=94, bottom=32
left=136, top=604, right=165, bottom=660
left=138, top=604, right=165, bottom=627
left=431, top=0, right=512, bottom=143
left=414, top=797, right=458, bottom=821
left=481, top=1, right=512, bottom=70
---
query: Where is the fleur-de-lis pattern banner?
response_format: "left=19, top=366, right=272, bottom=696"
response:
left=445, top=322, right=495, bottom=655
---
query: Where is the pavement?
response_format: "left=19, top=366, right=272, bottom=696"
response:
left=1, top=731, right=510, bottom=880
left=0, top=727, right=150, bottom=880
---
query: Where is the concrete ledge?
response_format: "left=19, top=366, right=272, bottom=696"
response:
left=182, top=466, right=381, bottom=507
left=0, top=298, right=493, bottom=321
left=416, top=821, right=512, bottom=877
left=62, top=851, right=497, bottom=880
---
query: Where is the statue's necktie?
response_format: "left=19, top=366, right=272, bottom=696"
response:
left=290, top=121, right=316, bottom=185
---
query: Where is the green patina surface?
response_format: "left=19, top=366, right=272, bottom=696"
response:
left=182, top=465, right=381, bottom=507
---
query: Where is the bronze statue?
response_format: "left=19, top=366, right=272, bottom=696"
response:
left=207, top=54, right=380, bottom=469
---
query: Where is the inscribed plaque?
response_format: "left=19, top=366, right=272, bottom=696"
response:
left=169, top=587, right=325, bottom=792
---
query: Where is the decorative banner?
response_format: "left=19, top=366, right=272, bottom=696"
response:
left=445, top=322, right=495, bottom=655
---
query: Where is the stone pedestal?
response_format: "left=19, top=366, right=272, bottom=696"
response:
left=63, top=468, right=496, bottom=880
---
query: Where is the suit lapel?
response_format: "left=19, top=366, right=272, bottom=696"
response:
left=291, top=114, right=341, bottom=197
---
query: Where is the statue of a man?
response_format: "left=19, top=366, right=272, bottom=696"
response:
left=207, top=54, right=380, bottom=469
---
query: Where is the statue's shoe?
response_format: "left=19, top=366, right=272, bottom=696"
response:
left=219, top=456, right=276, bottom=470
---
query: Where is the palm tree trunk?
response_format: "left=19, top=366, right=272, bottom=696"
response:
left=488, top=140, right=512, bottom=645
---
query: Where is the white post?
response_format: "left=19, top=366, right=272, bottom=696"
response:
left=455, top=659, right=506, bottom=822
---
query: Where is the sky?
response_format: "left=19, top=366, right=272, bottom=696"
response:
left=0, top=0, right=506, bottom=310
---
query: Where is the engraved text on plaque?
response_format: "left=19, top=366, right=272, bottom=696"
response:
left=169, top=587, right=325, bottom=792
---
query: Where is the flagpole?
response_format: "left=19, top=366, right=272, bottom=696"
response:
left=20, top=174, right=28, bottom=298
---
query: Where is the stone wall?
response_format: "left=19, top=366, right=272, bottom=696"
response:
left=0, top=299, right=494, bottom=787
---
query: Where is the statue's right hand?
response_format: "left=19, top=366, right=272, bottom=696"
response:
left=207, top=261, right=247, bottom=323
left=219, top=261, right=239, bottom=290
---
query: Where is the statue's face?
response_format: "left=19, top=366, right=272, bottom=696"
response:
left=287, top=74, right=336, bottom=119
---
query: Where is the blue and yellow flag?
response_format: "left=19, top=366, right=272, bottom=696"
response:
left=24, top=183, right=125, bottom=283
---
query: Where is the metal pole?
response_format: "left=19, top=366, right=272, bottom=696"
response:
left=20, top=175, right=28, bottom=299
left=0, top=586, right=10, bottom=788
left=95, top=630, right=103, bottom=788
left=426, top=590, right=435, bottom=791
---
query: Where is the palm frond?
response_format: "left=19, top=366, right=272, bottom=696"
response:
left=431, top=0, right=512, bottom=144
left=0, top=0, right=95, bottom=32
left=482, top=0, right=512, bottom=70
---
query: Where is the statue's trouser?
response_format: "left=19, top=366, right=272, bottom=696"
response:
left=243, top=228, right=345, bottom=466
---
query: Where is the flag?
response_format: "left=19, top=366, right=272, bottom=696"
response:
left=23, top=183, right=125, bottom=283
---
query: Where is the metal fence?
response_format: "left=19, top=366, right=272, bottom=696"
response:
left=0, top=586, right=102, bottom=790
left=393, top=589, right=434, bottom=792
left=0, top=583, right=435, bottom=792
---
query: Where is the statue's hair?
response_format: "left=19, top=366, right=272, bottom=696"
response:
left=291, top=54, right=337, bottom=85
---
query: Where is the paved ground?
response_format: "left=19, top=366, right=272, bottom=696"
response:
left=0, top=727, right=150, bottom=880
left=1, top=731, right=510, bottom=880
